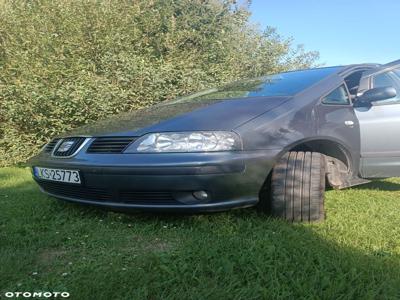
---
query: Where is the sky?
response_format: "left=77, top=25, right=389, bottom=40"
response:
left=249, top=0, right=400, bottom=66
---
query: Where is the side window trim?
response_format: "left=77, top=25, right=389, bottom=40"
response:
left=320, top=83, right=351, bottom=106
left=370, top=69, right=400, bottom=105
left=372, top=71, right=400, bottom=89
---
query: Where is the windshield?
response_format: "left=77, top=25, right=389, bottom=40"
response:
left=167, top=67, right=342, bottom=104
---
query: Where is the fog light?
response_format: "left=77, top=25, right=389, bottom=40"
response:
left=193, top=190, right=209, bottom=201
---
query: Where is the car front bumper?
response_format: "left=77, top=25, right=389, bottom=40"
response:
left=28, top=149, right=279, bottom=212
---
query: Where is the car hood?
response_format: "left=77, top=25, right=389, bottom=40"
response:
left=66, top=96, right=291, bottom=137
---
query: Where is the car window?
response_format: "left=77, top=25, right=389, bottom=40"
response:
left=321, top=85, right=350, bottom=105
left=372, top=68, right=400, bottom=104
left=344, top=70, right=364, bottom=98
left=165, top=67, right=343, bottom=105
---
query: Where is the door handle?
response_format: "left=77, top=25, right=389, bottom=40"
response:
left=345, top=120, right=354, bottom=127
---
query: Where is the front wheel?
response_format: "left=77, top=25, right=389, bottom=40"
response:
left=270, top=151, right=326, bottom=222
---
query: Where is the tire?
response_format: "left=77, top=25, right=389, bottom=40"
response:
left=270, top=151, right=326, bottom=222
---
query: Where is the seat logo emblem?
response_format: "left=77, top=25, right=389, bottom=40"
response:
left=57, top=141, right=75, bottom=152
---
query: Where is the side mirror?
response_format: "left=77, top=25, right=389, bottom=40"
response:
left=356, top=86, right=397, bottom=106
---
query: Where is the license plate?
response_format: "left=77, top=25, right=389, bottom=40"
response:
left=33, top=167, right=81, bottom=184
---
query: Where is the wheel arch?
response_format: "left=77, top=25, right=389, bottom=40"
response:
left=279, top=137, right=354, bottom=172
left=258, top=137, right=355, bottom=204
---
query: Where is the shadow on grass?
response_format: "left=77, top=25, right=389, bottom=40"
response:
left=352, top=180, right=400, bottom=191
left=1, top=175, right=400, bottom=298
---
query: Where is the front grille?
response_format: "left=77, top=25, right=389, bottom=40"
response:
left=87, top=137, right=136, bottom=153
left=37, top=180, right=181, bottom=205
left=43, top=138, right=61, bottom=153
left=53, top=137, right=86, bottom=157
left=37, top=181, right=113, bottom=201
left=119, top=191, right=176, bottom=204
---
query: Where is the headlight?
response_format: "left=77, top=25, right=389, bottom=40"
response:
left=125, top=131, right=242, bottom=153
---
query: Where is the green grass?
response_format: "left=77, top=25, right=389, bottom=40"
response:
left=1, top=167, right=400, bottom=299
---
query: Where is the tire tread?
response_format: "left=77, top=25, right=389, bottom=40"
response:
left=271, top=151, right=325, bottom=222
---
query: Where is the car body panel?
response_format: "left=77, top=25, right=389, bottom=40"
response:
left=355, top=103, right=400, bottom=177
left=234, top=73, right=361, bottom=173
left=355, top=60, right=400, bottom=177
left=67, top=96, right=292, bottom=137
left=30, top=148, right=280, bottom=212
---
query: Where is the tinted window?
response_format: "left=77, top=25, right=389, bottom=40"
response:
left=322, top=85, right=350, bottom=105
left=167, top=67, right=342, bottom=104
left=373, top=68, right=400, bottom=104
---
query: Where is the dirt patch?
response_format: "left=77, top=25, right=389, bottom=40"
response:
left=127, top=236, right=174, bottom=254
left=142, top=239, right=173, bottom=253
left=37, top=249, right=67, bottom=265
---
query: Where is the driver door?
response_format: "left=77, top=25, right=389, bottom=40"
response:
left=354, top=59, right=400, bottom=178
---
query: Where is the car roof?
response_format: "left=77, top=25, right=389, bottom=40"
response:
left=280, top=64, right=380, bottom=78
left=337, top=63, right=380, bottom=76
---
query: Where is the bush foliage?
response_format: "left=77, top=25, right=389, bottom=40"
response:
left=0, top=0, right=319, bottom=166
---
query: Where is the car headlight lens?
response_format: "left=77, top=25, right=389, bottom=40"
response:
left=125, top=131, right=242, bottom=153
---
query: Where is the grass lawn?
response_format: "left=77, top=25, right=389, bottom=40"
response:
left=1, top=167, right=400, bottom=299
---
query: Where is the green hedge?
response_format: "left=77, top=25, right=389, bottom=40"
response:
left=0, top=0, right=318, bottom=166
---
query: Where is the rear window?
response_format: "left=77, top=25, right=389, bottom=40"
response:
left=168, top=67, right=341, bottom=104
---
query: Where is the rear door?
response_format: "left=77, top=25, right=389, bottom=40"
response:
left=354, top=60, right=400, bottom=178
